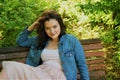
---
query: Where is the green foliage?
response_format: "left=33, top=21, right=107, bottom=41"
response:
left=0, top=0, right=100, bottom=48
left=79, top=0, right=120, bottom=79
left=58, top=0, right=99, bottom=39
left=0, top=0, right=59, bottom=47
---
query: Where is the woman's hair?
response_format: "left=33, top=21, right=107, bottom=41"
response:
left=36, top=10, right=66, bottom=49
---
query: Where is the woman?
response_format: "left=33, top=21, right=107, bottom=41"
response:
left=0, top=10, right=90, bottom=80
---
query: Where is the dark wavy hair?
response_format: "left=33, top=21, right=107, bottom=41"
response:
left=36, top=10, right=66, bottom=49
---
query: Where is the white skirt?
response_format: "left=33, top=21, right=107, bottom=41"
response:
left=2, top=61, right=66, bottom=80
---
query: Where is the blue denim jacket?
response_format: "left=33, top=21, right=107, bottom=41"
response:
left=16, top=28, right=90, bottom=80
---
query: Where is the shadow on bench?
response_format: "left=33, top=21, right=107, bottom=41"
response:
left=0, top=38, right=105, bottom=80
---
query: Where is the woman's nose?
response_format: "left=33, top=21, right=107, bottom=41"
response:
left=50, top=28, right=54, bottom=33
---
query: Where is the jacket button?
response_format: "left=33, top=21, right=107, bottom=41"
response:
left=69, top=53, right=72, bottom=56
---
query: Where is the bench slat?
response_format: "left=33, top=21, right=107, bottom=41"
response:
left=0, top=46, right=29, bottom=54
left=90, top=70, right=105, bottom=77
left=81, top=38, right=101, bottom=45
left=85, top=51, right=105, bottom=57
left=87, top=58, right=104, bottom=65
left=83, top=43, right=103, bottom=50
left=0, top=52, right=28, bottom=60
left=88, top=64, right=105, bottom=71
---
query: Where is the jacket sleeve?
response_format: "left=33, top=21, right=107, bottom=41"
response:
left=73, top=37, right=90, bottom=80
left=16, top=27, right=36, bottom=47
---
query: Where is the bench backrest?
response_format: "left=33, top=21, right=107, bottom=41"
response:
left=0, top=39, right=105, bottom=80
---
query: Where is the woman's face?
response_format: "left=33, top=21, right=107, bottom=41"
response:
left=44, top=19, right=61, bottom=41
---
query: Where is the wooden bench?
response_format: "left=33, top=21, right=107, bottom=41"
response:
left=0, top=39, right=105, bottom=80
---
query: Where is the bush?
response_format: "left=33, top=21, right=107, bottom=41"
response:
left=0, top=0, right=59, bottom=47
left=0, top=0, right=99, bottom=48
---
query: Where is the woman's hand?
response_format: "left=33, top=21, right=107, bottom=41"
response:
left=27, top=17, right=41, bottom=31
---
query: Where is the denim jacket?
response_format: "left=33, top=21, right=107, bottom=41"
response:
left=16, top=28, right=90, bottom=80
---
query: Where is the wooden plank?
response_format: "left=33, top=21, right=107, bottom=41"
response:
left=89, top=71, right=105, bottom=77
left=14, top=58, right=26, bottom=63
left=0, top=52, right=28, bottom=60
left=0, top=46, right=29, bottom=54
left=88, top=64, right=105, bottom=71
left=81, top=38, right=101, bottom=45
left=90, top=77, right=105, bottom=80
left=86, top=58, right=104, bottom=65
left=89, top=71, right=105, bottom=80
left=85, top=51, right=105, bottom=58
left=77, top=71, right=105, bottom=80
left=83, top=43, right=103, bottom=50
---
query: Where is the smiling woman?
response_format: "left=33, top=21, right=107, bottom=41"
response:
left=0, top=10, right=90, bottom=80
left=44, top=19, right=61, bottom=43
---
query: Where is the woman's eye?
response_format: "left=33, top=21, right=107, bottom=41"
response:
left=53, top=25, right=57, bottom=28
left=45, top=27, right=49, bottom=30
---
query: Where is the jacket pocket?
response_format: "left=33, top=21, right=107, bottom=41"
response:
left=63, top=49, right=76, bottom=67
left=64, top=49, right=74, bottom=57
